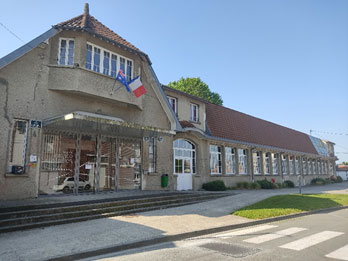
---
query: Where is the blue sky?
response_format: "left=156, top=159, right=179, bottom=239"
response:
left=1, top=0, right=347, bottom=162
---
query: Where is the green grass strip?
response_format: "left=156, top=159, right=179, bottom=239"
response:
left=233, top=194, right=348, bottom=219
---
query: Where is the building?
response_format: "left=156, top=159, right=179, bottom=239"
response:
left=336, top=165, right=348, bottom=181
left=0, top=4, right=337, bottom=200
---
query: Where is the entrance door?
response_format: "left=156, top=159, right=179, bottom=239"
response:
left=174, top=139, right=195, bottom=190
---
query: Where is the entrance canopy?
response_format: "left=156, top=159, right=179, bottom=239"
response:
left=42, top=111, right=175, bottom=138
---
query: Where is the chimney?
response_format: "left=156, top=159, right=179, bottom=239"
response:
left=84, top=3, right=89, bottom=16
left=82, top=3, right=89, bottom=28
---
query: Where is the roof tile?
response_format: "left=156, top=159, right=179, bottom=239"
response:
left=206, top=103, right=318, bottom=155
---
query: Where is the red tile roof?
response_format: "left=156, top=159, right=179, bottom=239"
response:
left=179, top=121, right=196, bottom=128
left=55, top=4, right=141, bottom=53
left=337, top=165, right=348, bottom=171
left=206, top=103, right=318, bottom=154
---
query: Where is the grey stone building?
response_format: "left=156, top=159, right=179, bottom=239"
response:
left=0, top=4, right=336, bottom=200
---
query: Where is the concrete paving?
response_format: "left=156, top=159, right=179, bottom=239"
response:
left=0, top=182, right=347, bottom=261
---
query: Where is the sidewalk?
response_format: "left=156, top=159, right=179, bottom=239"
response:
left=0, top=182, right=347, bottom=261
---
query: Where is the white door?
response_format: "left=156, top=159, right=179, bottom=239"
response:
left=173, top=139, right=195, bottom=191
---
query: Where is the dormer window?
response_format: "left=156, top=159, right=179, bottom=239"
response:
left=190, top=103, right=198, bottom=122
left=58, top=38, right=74, bottom=66
left=85, top=42, right=133, bottom=79
left=167, top=96, right=177, bottom=114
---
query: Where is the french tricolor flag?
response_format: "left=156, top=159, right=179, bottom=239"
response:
left=128, top=76, right=146, bottom=98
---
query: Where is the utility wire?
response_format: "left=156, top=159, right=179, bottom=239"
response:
left=0, top=22, right=26, bottom=43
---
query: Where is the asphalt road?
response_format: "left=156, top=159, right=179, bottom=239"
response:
left=89, top=208, right=348, bottom=261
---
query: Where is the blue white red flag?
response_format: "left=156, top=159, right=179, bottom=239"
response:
left=116, top=70, right=130, bottom=92
left=128, top=76, right=146, bottom=98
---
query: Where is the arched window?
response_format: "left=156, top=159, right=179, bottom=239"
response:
left=173, top=139, right=196, bottom=174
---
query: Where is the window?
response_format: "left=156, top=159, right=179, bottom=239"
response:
left=313, top=160, right=317, bottom=174
left=85, top=42, right=132, bottom=79
left=210, top=145, right=221, bottom=174
left=264, top=152, right=270, bottom=174
left=103, top=51, right=110, bottom=75
left=295, top=157, right=300, bottom=175
left=252, top=151, right=261, bottom=175
left=190, top=103, right=198, bottom=122
left=58, top=38, right=74, bottom=66
left=238, top=149, right=248, bottom=174
left=308, top=159, right=313, bottom=174
left=167, top=96, right=177, bottom=114
left=272, top=153, right=278, bottom=175
left=302, top=158, right=308, bottom=175
left=8, top=119, right=29, bottom=174
left=289, top=156, right=294, bottom=175
left=148, top=137, right=156, bottom=173
left=173, top=139, right=195, bottom=174
left=127, top=60, right=132, bottom=82
left=281, top=155, right=288, bottom=175
left=225, top=147, right=236, bottom=174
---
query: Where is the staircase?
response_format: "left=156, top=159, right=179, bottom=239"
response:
left=0, top=192, right=228, bottom=233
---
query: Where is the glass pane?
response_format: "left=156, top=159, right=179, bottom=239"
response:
left=80, top=135, right=97, bottom=192
left=85, top=44, right=92, bottom=69
left=127, top=60, right=132, bottom=81
left=39, top=133, right=77, bottom=195
left=59, top=39, right=66, bottom=65
left=103, top=51, right=110, bottom=75
left=67, top=40, right=74, bottom=65
left=184, top=159, right=191, bottom=173
left=93, top=47, right=100, bottom=72
left=175, top=159, right=183, bottom=174
left=111, top=54, right=117, bottom=78
left=120, top=57, right=125, bottom=73
left=99, top=138, right=115, bottom=191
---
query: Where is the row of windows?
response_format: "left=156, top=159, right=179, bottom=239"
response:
left=209, top=146, right=333, bottom=176
left=58, top=38, right=133, bottom=81
left=167, top=96, right=199, bottom=122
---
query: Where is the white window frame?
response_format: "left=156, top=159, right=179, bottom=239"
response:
left=58, top=38, right=75, bottom=66
left=281, top=154, right=288, bottom=175
left=225, top=147, right=236, bottom=175
left=295, top=157, right=300, bottom=175
left=167, top=96, right=177, bottom=114
left=238, top=149, right=248, bottom=175
left=190, top=103, right=199, bottom=122
left=253, top=151, right=261, bottom=175
left=264, top=152, right=270, bottom=175
left=272, top=153, right=278, bottom=175
left=148, top=137, right=156, bottom=173
left=289, top=156, right=294, bottom=175
left=210, top=145, right=221, bottom=174
left=85, top=42, right=133, bottom=80
left=173, top=139, right=196, bottom=174
left=8, top=119, right=29, bottom=173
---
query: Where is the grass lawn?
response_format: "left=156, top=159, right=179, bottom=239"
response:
left=233, top=194, right=348, bottom=219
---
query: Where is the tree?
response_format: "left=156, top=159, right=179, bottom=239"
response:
left=167, top=77, right=223, bottom=105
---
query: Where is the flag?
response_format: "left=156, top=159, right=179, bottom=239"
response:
left=116, top=70, right=130, bottom=92
left=128, top=76, right=146, bottom=98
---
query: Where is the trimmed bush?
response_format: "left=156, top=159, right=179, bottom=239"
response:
left=257, top=179, right=273, bottom=189
left=310, top=178, right=326, bottom=185
left=283, top=180, right=295, bottom=188
left=249, top=182, right=261, bottom=190
left=202, top=180, right=226, bottom=191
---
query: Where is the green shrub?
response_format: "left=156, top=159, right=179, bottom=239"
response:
left=202, top=180, right=226, bottom=191
left=336, top=176, right=343, bottom=183
left=236, top=181, right=249, bottom=189
left=276, top=183, right=283, bottom=189
left=283, top=180, right=295, bottom=188
left=249, top=182, right=261, bottom=189
left=256, top=179, right=273, bottom=189
left=311, top=178, right=326, bottom=185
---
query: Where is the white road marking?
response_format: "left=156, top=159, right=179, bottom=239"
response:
left=280, top=231, right=344, bottom=251
left=326, top=244, right=348, bottom=261
left=243, top=227, right=308, bottom=244
left=215, top=224, right=277, bottom=238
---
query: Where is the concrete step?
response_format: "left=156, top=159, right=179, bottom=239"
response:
left=0, top=193, right=228, bottom=233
